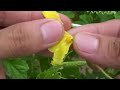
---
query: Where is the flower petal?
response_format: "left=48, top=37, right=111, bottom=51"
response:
left=42, top=11, right=73, bottom=66
left=42, top=11, right=62, bottom=23
left=49, top=32, right=73, bottom=65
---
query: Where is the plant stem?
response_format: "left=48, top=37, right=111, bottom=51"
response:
left=95, top=64, right=113, bottom=79
left=59, top=61, right=87, bottom=67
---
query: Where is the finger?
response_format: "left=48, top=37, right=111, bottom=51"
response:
left=0, top=19, right=64, bottom=59
left=73, top=32, right=120, bottom=69
left=0, top=11, right=71, bottom=30
left=39, top=49, right=53, bottom=57
left=59, top=13, right=72, bottom=30
left=69, top=19, right=120, bottom=37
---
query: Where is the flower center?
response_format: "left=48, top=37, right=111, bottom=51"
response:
left=66, top=36, right=72, bottom=43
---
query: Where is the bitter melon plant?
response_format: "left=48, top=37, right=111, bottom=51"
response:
left=2, top=11, right=120, bottom=79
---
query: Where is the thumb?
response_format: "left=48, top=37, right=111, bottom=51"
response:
left=0, top=19, right=64, bottom=59
left=73, top=32, right=120, bottom=69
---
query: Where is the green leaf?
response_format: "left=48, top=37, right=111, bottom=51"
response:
left=36, top=66, right=63, bottom=79
left=26, top=54, right=51, bottom=78
left=3, top=59, right=29, bottom=79
left=97, top=13, right=114, bottom=22
left=106, top=68, right=120, bottom=77
left=60, top=66, right=80, bottom=79
left=79, top=70, right=107, bottom=79
left=79, top=14, right=93, bottom=24
left=35, top=55, right=52, bottom=71
left=27, top=59, right=41, bottom=79
left=37, top=61, right=87, bottom=79
left=114, top=11, right=120, bottom=19
left=59, top=11, right=75, bottom=18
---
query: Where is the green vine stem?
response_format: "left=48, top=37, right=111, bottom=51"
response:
left=60, top=61, right=87, bottom=67
left=95, top=64, right=113, bottom=79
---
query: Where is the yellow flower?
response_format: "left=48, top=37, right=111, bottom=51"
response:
left=42, top=11, right=62, bottom=23
left=42, top=11, right=73, bottom=66
left=49, top=32, right=73, bottom=65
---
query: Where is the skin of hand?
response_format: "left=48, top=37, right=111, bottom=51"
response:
left=68, top=19, right=120, bottom=70
left=0, top=11, right=72, bottom=79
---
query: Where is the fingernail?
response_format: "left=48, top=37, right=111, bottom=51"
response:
left=41, top=21, right=63, bottom=44
left=75, top=33, right=99, bottom=53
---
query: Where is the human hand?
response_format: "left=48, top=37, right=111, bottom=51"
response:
left=69, top=19, right=120, bottom=69
left=0, top=11, right=71, bottom=79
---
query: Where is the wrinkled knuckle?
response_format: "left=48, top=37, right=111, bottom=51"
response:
left=107, top=38, right=120, bottom=61
left=9, top=24, right=31, bottom=55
